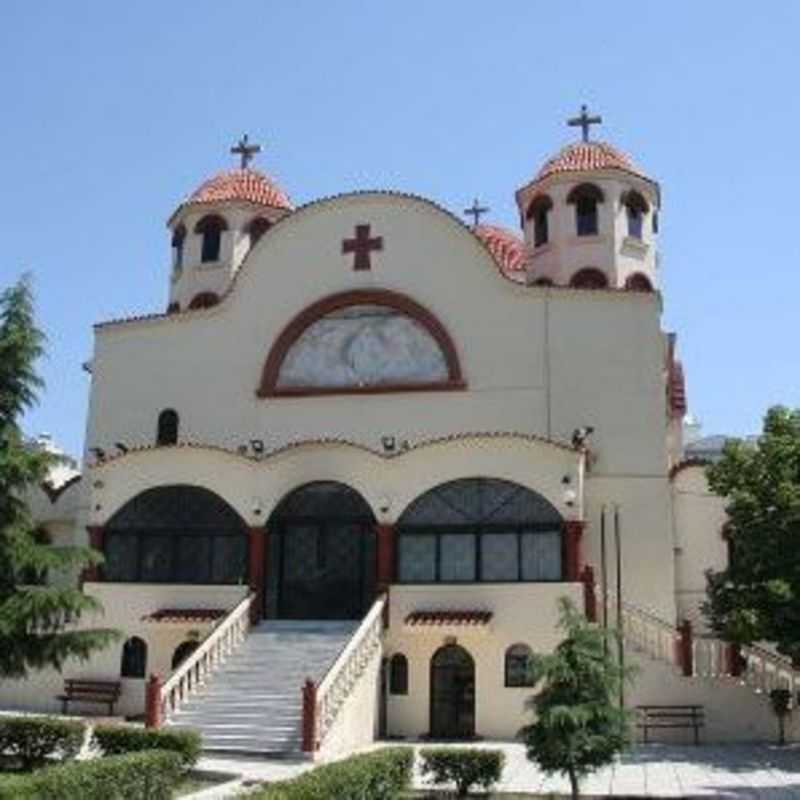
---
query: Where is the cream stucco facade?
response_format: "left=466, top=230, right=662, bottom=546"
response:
left=5, top=131, right=764, bottom=751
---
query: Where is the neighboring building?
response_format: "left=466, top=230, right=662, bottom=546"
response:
left=4, top=117, right=787, bottom=756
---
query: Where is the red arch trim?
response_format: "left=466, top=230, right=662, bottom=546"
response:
left=257, top=289, right=466, bottom=398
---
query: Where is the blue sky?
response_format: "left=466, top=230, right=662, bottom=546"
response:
left=2, top=1, right=798, bottom=457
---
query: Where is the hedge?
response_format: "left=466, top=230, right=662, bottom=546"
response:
left=0, top=716, right=85, bottom=770
left=0, top=750, right=184, bottom=800
left=92, top=724, right=201, bottom=767
left=251, top=747, right=413, bottom=800
left=419, top=748, right=506, bottom=797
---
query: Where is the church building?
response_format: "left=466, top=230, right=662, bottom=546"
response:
left=5, top=111, right=793, bottom=758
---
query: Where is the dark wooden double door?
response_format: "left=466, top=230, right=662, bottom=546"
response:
left=430, top=645, right=475, bottom=739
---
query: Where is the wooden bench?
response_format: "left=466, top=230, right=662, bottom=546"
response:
left=57, top=679, right=121, bottom=716
left=637, top=704, right=704, bottom=745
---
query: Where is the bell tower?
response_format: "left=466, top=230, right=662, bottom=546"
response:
left=165, top=135, right=294, bottom=313
left=516, top=107, right=660, bottom=291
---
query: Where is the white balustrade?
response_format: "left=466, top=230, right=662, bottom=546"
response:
left=312, top=595, right=385, bottom=748
left=159, top=593, right=253, bottom=720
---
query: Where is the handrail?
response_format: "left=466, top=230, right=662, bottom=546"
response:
left=305, top=594, right=385, bottom=751
left=158, top=592, right=253, bottom=721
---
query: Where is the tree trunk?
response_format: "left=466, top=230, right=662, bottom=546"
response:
left=568, top=767, right=580, bottom=800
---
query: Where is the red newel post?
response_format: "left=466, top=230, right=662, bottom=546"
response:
left=248, top=527, right=266, bottom=624
left=301, top=679, right=318, bottom=753
left=145, top=673, right=162, bottom=729
left=678, top=619, right=694, bottom=677
left=563, top=520, right=586, bottom=582
left=727, top=643, right=744, bottom=677
left=581, top=565, right=597, bottom=622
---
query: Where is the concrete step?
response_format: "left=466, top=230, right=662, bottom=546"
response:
left=166, top=619, right=359, bottom=755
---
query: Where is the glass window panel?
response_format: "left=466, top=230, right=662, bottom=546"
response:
left=505, top=645, right=534, bottom=687
left=481, top=533, right=518, bottom=581
left=140, top=535, right=173, bottom=582
left=212, top=535, right=248, bottom=584
left=521, top=531, right=561, bottom=581
left=175, top=535, right=211, bottom=583
left=104, top=533, right=138, bottom=581
left=440, top=533, right=476, bottom=582
left=398, top=535, right=436, bottom=582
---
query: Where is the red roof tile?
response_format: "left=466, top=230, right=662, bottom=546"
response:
left=405, top=610, right=493, bottom=627
left=474, top=225, right=526, bottom=280
left=536, top=141, right=648, bottom=182
left=142, top=608, right=226, bottom=624
left=182, top=169, right=293, bottom=212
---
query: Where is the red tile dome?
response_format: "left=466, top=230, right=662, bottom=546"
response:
left=532, top=141, right=650, bottom=185
left=182, top=168, right=293, bottom=212
left=474, top=224, right=526, bottom=281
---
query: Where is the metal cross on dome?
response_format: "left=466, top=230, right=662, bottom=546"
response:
left=231, top=134, right=262, bottom=169
left=463, top=198, right=489, bottom=228
left=567, top=105, right=603, bottom=142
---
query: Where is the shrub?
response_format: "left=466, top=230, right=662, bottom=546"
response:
left=252, top=747, right=413, bottom=800
left=0, top=750, right=184, bottom=800
left=92, top=724, right=201, bottom=767
left=419, top=748, right=506, bottom=798
left=0, top=715, right=85, bottom=770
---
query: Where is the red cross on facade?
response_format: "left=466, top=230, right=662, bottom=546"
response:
left=342, top=224, right=383, bottom=271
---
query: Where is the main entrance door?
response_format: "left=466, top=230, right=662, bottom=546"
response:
left=430, top=645, right=475, bottom=738
left=270, top=482, right=375, bottom=620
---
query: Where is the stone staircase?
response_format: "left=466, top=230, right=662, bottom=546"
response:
left=166, top=620, right=358, bottom=756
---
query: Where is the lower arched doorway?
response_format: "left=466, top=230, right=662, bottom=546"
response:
left=268, top=482, right=376, bottom=620
left=430, top=645, right=475, bottom=739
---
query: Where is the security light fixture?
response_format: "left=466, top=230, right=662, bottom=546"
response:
left=250, top=439, right=265, bottom=455
left=381, top=436, right=396, bottom=453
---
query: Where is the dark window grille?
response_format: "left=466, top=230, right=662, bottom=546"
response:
left=120, top=636, right=147, bottom=678
left=195, top=215, right=227, bottom=263
left=396, top=478, right=562, bottom=584
left=534, top=209, right=549, bottom=246
left=389, top=653, right=408, bottom=695
left=505, top=643, right=534, bottom=687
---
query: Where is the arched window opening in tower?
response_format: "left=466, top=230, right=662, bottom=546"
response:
left=526, top=194, right=553, bottom=248
left=622, top=190, right=649, bottom=240
left=171, top=225, right=186, bottom=272
left=625, top=272, right=654, bottom=292
left=195, top=214, right=228, bottom=263
left=570, top=268, right=609, bottom=290
left=566, top=183, right=604, bottom=237
left=188, top=292, right=220, bottom=311
left=247, top=216, right=272, bottom=249
left=156, top=408, right=179, bottom=446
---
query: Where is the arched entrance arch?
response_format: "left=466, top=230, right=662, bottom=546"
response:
left=430, top=644, right=475, bottom=738
left=267, top=482, right=376, bottom=620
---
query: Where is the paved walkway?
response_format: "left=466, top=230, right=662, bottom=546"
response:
left=196, top=742, right=800, bottom=798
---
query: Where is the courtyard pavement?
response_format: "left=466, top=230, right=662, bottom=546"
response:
left=196, top=742, right=800, bottom=798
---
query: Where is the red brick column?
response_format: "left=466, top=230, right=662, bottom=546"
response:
left=563, top=520, right=586, bottom=582
left=301, top=679, right=318, bottom=753
left=82, top=526, right=104, bottom=584
left=145, top=673, right=162, bottom=729
left=678, top=619, right=694, bottom=677
left=248, top=527, right=266, bottom=624
left=581, top=565, right=597, bottom=622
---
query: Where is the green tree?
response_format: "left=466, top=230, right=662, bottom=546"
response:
left=521, top=598, right=633, bottom=800
left=0, top=276, right=117, bottom=678
left=704, top=406, right=800, bottom=661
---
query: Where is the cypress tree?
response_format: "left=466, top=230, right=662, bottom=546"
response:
left=521, top=598, right=633, bottom=800
left=0, top=276, right=117, bottom=678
